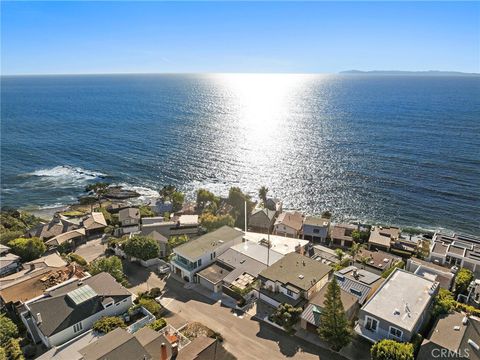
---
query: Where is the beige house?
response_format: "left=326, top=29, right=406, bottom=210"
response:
left=273, top=211, right=304, bottom=238
left=367, top=226, right=400, bottom=251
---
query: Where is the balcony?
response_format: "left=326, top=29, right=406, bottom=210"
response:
left=171, top=256, right=196, bottom=271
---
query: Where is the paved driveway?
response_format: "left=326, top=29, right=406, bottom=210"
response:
left=74, top=238, right=106, bottom=263
left=122, top=260, right=167, bottom=294
left=160, top=277, right=348, bottom=360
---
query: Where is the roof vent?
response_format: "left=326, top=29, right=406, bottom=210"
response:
left=393, top=309, right=400, bottom=315
left=453, top=326, right=461, bottom=331
left=468, top=339, right=480, bottom=351
left=299, top=274, right=304, bottom=279
left=36, top=313, right=42, bottom=324
left=383, top=258, right=389, bottom=263
left=462, top=316, right=468, bottom=325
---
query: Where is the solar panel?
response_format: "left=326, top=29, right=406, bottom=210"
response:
left=67, top=285, right=97, bottom=305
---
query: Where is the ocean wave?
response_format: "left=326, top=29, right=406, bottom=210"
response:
left=25, top=165, right=107, bottom=180
left=115, top=183, right=159, bottom=199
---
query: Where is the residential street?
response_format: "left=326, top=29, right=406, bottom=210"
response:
left=159, top=277, right=349, bottom=360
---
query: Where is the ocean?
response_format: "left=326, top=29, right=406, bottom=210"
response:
left=1, top=73, right=479, bottom=235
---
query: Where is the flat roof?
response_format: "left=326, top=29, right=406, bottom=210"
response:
left=362, top=269, right=438, bottom=332
left=197, top=262, right=232, bottom=284
left=174, top=226, right=244, bottom=260
left=244, top=231, right=309, bottom=255
left=230, top=241, right=283, bottom=266
left=259, top=252, right=332, bottom=292
left=303, top=216, right=330, bottom=227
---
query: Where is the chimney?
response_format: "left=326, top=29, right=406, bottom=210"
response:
left=171, top=343, right=178, bottom=357
left=36, top=313, right=42, bottom=324
left=161, top=343, right=168, bottom=360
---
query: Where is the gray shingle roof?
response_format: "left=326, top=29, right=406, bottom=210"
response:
left=258, top=252, right=332, bottom=292
left=28, top=272, right=131, bottom=337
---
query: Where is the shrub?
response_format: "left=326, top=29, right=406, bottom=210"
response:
left=148, top=318, right=167, bottom=331
left=66, top=253, right=88, bottom=266
left=7, top=237, right=46, bottom=262
left=199, top=213, right=234, bottom=232
left=93, top=316, right=126, bottom=334
left=454, top=268, right=474, bottom=296
left=371, top=339, right=414, bottom=360
left=433, top=289, right=456, bottom=317
left=124, top=235, right=160, bottom=261
left=271, top=303, right=303, bottom=332
left=139, top=205, right=155, bottom=218
left=0, top=314, right=19, bottom=346
left=0, top=346, right=5, bottom=360
left=89, top=256, right=126, bottom=283
left=138, top=298, right=162, bottom=318
left=4, top=338, right=24, bottom=360
left=381, top=261, right=405, bottom=279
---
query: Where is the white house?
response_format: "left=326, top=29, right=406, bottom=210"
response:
left=170, top=226, right=244, bottom=282
left=21, top=272, right=133, bottom=348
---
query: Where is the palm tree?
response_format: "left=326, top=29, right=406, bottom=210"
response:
left=335, top=248, right=345, bottom=261
left=349, top=242, right=363, bottom=263
left=258, top=186, right=269, bottom=207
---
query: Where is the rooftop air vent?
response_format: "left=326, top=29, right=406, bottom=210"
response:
left=393, top=309, right=400, bottom=315
left=454, top=326, right=461, bottom=331
left=298, top=275, right=304, bottom=279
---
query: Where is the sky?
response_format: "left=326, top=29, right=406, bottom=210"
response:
left=1, top=1, right=479, bottom=75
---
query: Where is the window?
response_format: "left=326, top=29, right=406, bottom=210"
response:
left=313, top=229, right=320, bottom=234
left=73, top=322, right=83, bottom=333
left=389, top=326, right=403, bottom=339
left=115, top=302, right=120, bottom=306
left=104, top=303, right=112, bottom=308
left=123, top=298, right=128, bottom=303
left=287, top=289, right=293, bottom=296
left=365, top=316, right=378, bottom=332
left=198, top=259, right=202, bottom=267
left=350, top=289, right=363, bottom=297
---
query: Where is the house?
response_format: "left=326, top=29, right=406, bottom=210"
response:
left=0, top=264, right=86, bottom=315
left=243, top=231, right=309, bottom=255
left=406, top=257, right=455, bottom=290
left=355, top=268, right=439, bottom=343
left=330, top=224, right=357, bottom=248
left=170, top=226, right=244, bottom=282
left=119, top=207, right=141, bottom=233
left=466, top=279, right=480, bottom=307
left=367, top=226, right=400, bottom=251
left=273, top=211, right=304, bottom=238
left=307, top=244, right=349, bottom=266
left=1, top=252, right=68, bottom=289
left=354, top=249, right=402, bottom=275
left=177, top=335, right=234, bottom=360
left=45, top=228, right=86, bottom=249
left=196, top=241, right=283, bottom=296
left=0, top=245, right=21, bottom=277
left=82, top=212, right=107, bottom=237
left=300, top=282, right=358, bottom=333
left=334, top=266, right=383, bottom=305
left=417, top=312, right=480, bottom=360
left=21, top=272, right=133, bottom=348
left=79, top=327, right=173, bottom=360
left=428, top=233, right=480, bottom=277
left=141, top=228, right=169, bottom=258
left=265, top=198, right=282, bottom=212
left=28, top=216, right=78, bottom=240
left=302, top=216, right=330, bottom=243
left=248, top=208, right=276, bottom=233
left=258, top=252, right=332, bottom=308
left=141, top=215, right=199, bottom=239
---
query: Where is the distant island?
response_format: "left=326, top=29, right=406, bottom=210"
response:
left=339, top=70, right=479, bottom=76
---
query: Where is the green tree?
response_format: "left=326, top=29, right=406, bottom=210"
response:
left=3, top=338, right=23, bottom=360
left=139, top=205, right=155, bottom=218
left=93, top=316, right=126, bottom=334
left=89, top=256, right=126, bottom=283
left=66, top=253, right=88, bottom=266
left=159, top=185, right=176, bottom=200
left=137, top=298, right=162, bottom=318
left=0, top=314, right=19, bottom=346
left=200, top=213, right=235, bottom=232
left=371, top=339, right=414, bottom=360
left=381, top=261, right=405, bottom=279
left=85, top=182, right=110, bottom=208
left=318, top=277, right=352, bottom=351
left=270, top=303, right=303, bottom=333
left=7, top=237, right=46, bottom=262
left=148, top=318, right=167, bottom=331
left=227, top=187, right=254, bottom=228
left=349, top=242, right=363, bottom=262
left=433, top=289, right=455, bottom=317
left=454, top=268, right=474, bottom=296
left=168, top=235, right=189, bottom=249
left=334, top=248, right=345, bottom=261
left=258, top=186, right=269, bottom=207
left=0, top=346, right=6, bottom=360
left=171, top=191, right=185, bottom=212
left=196, top=189, right=219, bottom=213
left=124, top=235, right=160, bottom=261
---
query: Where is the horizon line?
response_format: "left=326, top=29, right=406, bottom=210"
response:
left=1, top=70, right=479, bottom=77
